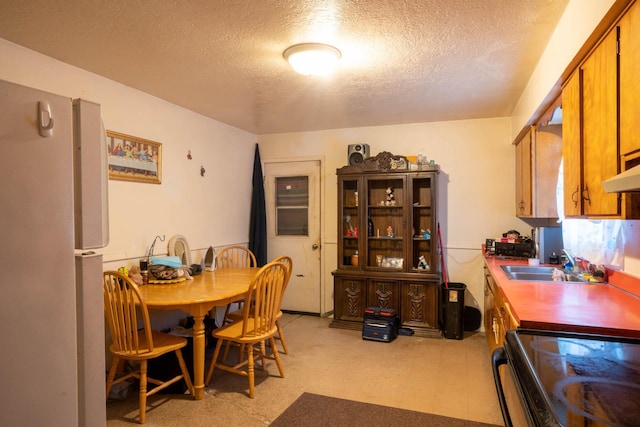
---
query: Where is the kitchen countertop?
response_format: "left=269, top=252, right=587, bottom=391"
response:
left=484, top=256, right=640, bottom=338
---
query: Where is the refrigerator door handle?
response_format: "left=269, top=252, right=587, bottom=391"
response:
left=38, top=101, right=55, bottom=137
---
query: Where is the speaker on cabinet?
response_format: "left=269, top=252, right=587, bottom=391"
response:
left=348, top=144, right=370, bottom=165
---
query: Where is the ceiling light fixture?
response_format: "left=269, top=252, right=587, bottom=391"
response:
left=283, top=43, right=341, bottom=76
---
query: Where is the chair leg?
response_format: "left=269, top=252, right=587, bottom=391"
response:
left=258, top=341, right=267, bottom=370
left=222, top=303, right=232, bottom=325
left=139, top=360, right=148, bottom=424
left=206, top=338, right=224, bottom=384
left=237, top=343, right=246, bottom=364
left=276, top=320, right=289, bottom=354
left=105, top=357, right=120, bottom=399
left=270, top=337, right=285, bottom=378
left=175, top=349, right=194, bottom=396
left=222, top=340, right=234, bottom=362
left=247, top=344, right=255, bottom=399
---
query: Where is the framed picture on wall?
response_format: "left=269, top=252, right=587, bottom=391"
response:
left=106, top=131, right=162, bottom=184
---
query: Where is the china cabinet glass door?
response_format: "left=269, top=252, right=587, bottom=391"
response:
left=365, top=176, right=406, bottom=270
left=409, top=174, right=436, bottom=273
left=338, top=177, right=361, bottom=269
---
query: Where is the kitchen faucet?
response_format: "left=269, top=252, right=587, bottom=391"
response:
left=561, top=249, right=575, bottom=271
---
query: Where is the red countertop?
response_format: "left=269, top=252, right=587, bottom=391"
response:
left=484, top=256, right=640, bottom=338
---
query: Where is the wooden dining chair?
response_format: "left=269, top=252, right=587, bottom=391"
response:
left=205, top=261, right=287, bottom=398
left=103, top=271, right=194, bottom=424
left=217, top=245, right=257, bottom=324
left=227, top=255, right=293, bottom=354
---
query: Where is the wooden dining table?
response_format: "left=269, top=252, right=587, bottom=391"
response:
left=138, top=267, right=259, bottom=400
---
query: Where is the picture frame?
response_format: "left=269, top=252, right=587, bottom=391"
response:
left=106, top=131, right=162, bottom=184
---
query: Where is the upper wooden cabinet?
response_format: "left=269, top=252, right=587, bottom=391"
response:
left=561, top=1, right=640, bottom=219
left=514, top=105, right=561, bottom=219
left=515, top=128, right=532, bottom=217
left=562, top=71, right=583, bottom=217
left=581, top=29, right=619, bottom=217
left=620, top=0, right=640, bottom=156
left=534, top=123, right=562, bottom=218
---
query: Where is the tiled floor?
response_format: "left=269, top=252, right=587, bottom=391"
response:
left=106, top=314, right=504, bottom=426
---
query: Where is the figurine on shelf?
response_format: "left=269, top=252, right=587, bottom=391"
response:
left=387, top=225, right=394, bottom=238
left=418, top=255, right=429, bottom=270
left=421, top=228, right=431, bottom=239
left=385, top=186, right=395, bottom=206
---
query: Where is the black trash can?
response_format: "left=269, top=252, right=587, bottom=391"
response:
left=441, top=282, right=466, bottom=340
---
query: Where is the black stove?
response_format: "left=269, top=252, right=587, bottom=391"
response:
left=493, top=329, right=640, bottom=427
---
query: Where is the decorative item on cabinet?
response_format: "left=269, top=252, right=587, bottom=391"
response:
left=331, top=151, right=442, bottom=338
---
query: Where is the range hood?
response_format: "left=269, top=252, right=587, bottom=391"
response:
left=602, top=164, right=640, bottom=193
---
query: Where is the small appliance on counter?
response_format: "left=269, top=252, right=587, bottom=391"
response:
left=485, top=227, right=563, bottom=261
left=487, top=230, right=535, bottom=259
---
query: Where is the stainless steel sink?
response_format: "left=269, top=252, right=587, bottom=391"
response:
left=507, top=272, right=557, bottom=281
left=501, top=265, right=556, bottom=274
left=500, top=265, right=588, bottom=283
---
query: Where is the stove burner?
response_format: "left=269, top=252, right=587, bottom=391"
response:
left=554, top=376, right=640, bottom=427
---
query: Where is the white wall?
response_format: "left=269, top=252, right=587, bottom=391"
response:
left=0, top=38, right=256, bottom=330
left=258, top=118, right=529, bottom=316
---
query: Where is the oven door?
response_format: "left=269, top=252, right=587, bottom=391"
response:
left=492, top=347, right=536, bottom=427
left=494, top=329, right=640, bottom=427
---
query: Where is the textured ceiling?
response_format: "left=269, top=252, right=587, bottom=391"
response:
left=0, top=0, right=568, bottom=135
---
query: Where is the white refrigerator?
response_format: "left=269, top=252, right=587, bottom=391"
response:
left=0, top=79, right=109, bottom=426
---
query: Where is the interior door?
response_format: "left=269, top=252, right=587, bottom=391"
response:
left=264, top=160, right=321, bottom=313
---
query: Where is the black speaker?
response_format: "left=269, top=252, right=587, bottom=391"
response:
left=348, top=144, right=370, bottom=165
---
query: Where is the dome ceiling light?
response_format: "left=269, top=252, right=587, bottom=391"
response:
left=283, top=43, right=341, bottom=76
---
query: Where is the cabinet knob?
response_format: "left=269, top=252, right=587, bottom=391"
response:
left=312, top=243, right=319, bottom=250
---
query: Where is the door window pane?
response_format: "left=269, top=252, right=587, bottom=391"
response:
left=276, top=176, right=308, bottom=236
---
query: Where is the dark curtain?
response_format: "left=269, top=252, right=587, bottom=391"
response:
left=249, top=144, right=267, bottom=266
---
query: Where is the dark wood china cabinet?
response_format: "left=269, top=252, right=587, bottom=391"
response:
left=330, top=151, right=442, bottom=337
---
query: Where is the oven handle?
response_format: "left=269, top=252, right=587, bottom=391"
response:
left=492, top=347, right=514, bottom=427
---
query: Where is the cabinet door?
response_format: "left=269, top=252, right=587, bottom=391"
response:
left=409, top=173, right=437, bottom=273
left=365, top=175, right=406, bottom=270
left=337, top=177, right=361, bottom=269
left=534, top=124, right=561, bottom=218
left=484, top=267, right=501, bottom=353
left=334, top=276, right=366, bottom=321
left=620, top=1, right=640, bottom=157
left=366, top=279, right=399, bottom=311
left=400, top=281, right=438, bottom=329
left=562, top=71, right=583, bottom=217
left=581, top=29, right=620, bottom=217
left=515, top=129, right=532, bottom=217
